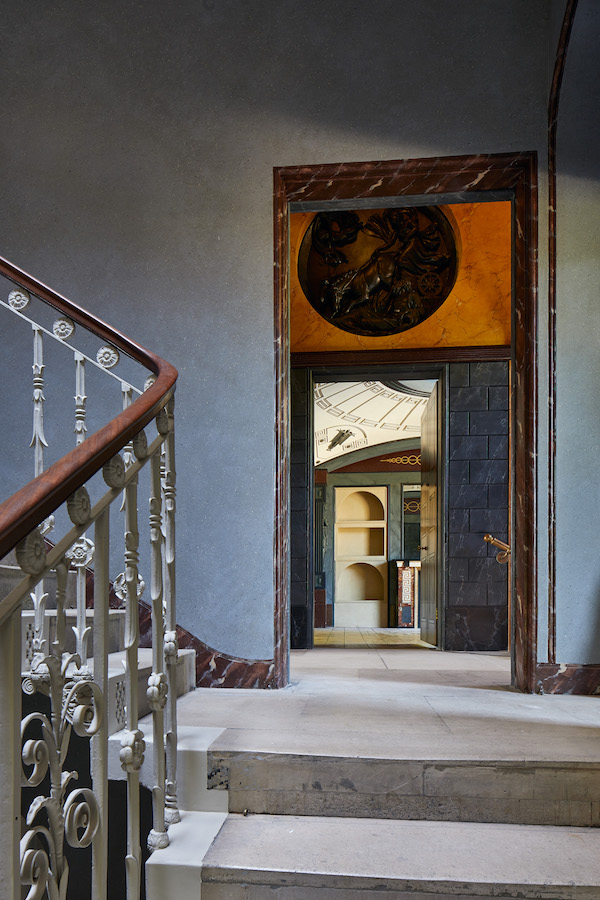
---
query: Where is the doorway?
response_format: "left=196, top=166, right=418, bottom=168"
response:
left=311, top=374, right=437, bottom=647
left=274, top=153, right=537, bottom=691
left=291, top=360, right=511, bottom=656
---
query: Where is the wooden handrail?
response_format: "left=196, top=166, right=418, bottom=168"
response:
left=0, top=255, right=178, bottom=559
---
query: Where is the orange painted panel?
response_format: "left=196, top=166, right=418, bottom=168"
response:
left=289, top=202, right=511, bottom=352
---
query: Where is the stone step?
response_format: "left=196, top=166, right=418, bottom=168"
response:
left=207, top=746, right=600, bottom=826
left=147, top=811, right=600, bottom=899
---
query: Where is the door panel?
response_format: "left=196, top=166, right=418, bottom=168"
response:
left=420, top=383, right=438, bottom=645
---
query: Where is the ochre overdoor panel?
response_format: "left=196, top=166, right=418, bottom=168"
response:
left=290, top=202, right=511, bottom=354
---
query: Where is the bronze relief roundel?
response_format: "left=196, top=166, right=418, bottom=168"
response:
left=297, top=206, right=458, bottom=336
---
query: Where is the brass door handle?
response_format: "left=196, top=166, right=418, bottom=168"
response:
left=484, top=533, right=511, bottom=564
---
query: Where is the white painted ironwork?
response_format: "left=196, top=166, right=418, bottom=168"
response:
left=96, top=346, right=120, bottom=369
left=30, top=326, right=47, bottom=479
left=1, top=276, right=179, bottom=900
left=20, top=554, right=104, bottom=900
left=6, top=427, right=176, bottom=900
left=147, top=450, right=169, bottom=851
left=53, top=316, right=75, bottom=340
left=0, top=294, right=142, bottom=395
left=70, top=353, right=94, bottom=677
left=162, top=397, right=180, bottom=826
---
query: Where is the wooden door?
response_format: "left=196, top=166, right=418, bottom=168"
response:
left=420, top=383, right=439, bottom=645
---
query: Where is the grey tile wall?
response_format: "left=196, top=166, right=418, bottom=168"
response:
left=290, top=369, right=312, bottom=649
left=446, top=362, right=509, bottom=651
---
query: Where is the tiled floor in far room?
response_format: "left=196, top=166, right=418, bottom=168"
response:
left=314, top=626, right=434, bottom=648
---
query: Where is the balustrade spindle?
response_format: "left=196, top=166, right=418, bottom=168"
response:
left=161, top=398, right=180, bottom=826
left=30, top=325, right=47, bottom=479
left=30, top=325, right=51, bottom=684
left=122, top=384, right=135, bottom=473
left=69, top=352, right=93, bottom=675
left=74, top=350, right=87, bottom=444
left=91, top=509, right=110, bottom=900
left=116, top=457, right=144, bottom=900
left=147, top=448, right=169, bottom=851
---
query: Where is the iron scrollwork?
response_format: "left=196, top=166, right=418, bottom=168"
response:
left=20, top=555, right=104, bottom=900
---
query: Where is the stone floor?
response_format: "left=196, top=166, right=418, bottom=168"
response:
left=175, top=645, right=600, bottom=762
left=147, top=647, right=600, bottom=899
left=314, top=626, right=434, bottom=648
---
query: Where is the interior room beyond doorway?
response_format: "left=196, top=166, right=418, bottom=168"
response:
left=289, top=361, right=512, bottom=659
left=313, top=377, right=436, bottom=645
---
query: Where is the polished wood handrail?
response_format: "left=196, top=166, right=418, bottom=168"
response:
left=0, top=255, right=178, bottom=559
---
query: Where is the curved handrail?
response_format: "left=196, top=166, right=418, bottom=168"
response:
left=0, top=255, right=178, bottom=559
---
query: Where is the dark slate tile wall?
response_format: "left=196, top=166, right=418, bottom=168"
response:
left=446, top=361, right=509, bottom=651
left=290, top=369, right=312, bottom=649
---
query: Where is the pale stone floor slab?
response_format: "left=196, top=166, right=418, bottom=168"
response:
left=176, top=647, right=600, bottom=763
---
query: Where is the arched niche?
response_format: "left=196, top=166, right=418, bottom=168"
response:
left=337, top=562, right=384, bottom=603
left=338, top=490, right=384, bottom=522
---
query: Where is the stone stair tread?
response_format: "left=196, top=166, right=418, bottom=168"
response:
left=200, top=812, right=600, bottom=898
left=206, top=739, right=600, bottom=827
left=206, top=725, right=600, bottom=763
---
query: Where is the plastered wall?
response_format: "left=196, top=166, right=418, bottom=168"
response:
left=554, top=0, right=600, bottom=663
left=1, top=1, right=551, bottom=661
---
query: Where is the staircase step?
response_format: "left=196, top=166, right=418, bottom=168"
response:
left=207, top=747, right=600, bottom=827
left=198, top=813, right=600, bottom=899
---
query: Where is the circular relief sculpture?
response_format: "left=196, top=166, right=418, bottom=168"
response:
left=298, top=206, right=458, bottom=336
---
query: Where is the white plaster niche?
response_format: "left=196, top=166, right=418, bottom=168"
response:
left=334, top=487, right=388, bottom=627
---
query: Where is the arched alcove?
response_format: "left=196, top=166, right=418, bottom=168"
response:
left=338, top=562, right=384, bottom=602
left=335, top=562, right=386, bottom=626
left=338, top=490, right=385, bottom=522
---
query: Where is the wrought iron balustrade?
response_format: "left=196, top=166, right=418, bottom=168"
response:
left=0, top=255, right=179, bottom=900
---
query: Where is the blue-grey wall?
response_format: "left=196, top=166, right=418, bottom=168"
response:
left=554, top=0, right=600, bottom=663
left=1, top=2, right=555, bottom=661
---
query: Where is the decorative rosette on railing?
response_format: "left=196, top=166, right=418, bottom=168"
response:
left=120, top=729, right=146, bottom=773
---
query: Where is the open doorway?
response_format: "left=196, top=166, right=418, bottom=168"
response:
left=312, top=376, right=436, bottom=649
left=275, top=154, right=537, bottom=691
left=291, top=362, right=511, bottom=656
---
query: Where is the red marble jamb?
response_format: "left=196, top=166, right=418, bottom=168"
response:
left=275, top=152, right=538, bottom=693
left=138, top=599, right=275, bottom=688
left=536, top=663, right=600, bottom=696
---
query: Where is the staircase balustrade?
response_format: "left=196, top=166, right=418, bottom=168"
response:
left=0, top=256, right=179, bottom=900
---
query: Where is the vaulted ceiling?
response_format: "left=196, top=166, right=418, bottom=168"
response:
left=314, top=380, right=435, bottom=465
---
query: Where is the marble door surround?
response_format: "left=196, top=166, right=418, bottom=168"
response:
left=274, top=152, right=538, bottom=692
